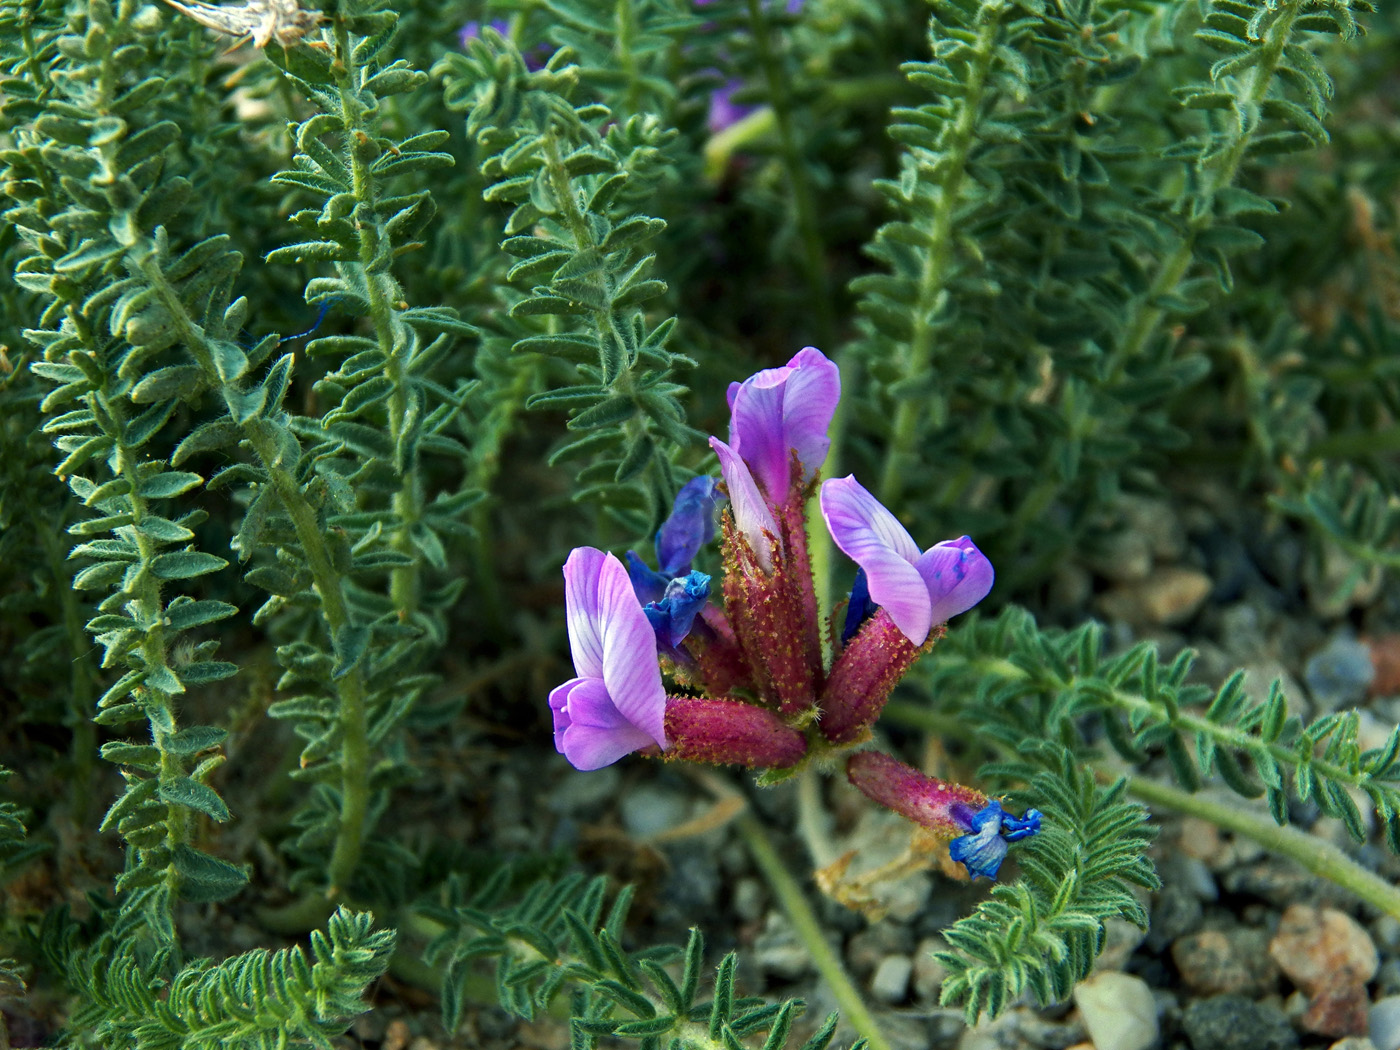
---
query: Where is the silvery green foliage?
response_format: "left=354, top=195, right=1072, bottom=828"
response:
left=0, top=0, right=1394, bottom=1039
left=848, top=0, right=1375, bottom=590
left=423, top=873, right=854, bottom=1050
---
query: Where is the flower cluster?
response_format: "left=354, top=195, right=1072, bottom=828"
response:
left=548, top=347, right=1040, bottom=880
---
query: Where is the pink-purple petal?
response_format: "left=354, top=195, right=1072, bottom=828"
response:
left=820, top=476, right=933, bottom=645
left=595, top=552, right=669, bottom=748
left=550, top=676, right=657, bottom=770
left=915, top=536, right=994, bottom=624
left=729, top=368, right=790, bottom=498
left=562, top=547, right=607, bottom=679
left=728, top=347, right=840, bottom=499
left=711, top=437, right=778, bottom=571
left=778, top=346, right=840, bottom=483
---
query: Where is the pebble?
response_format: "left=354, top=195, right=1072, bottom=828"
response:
left=1181, top=994, right=1300, bottom=1050
left=1098, top=567, right=1213, bottom=626
left=1372, top=995, right=1400, bottom=1050
left=1329, top=1039, right=1378, bottom=1050
left=546, top=766, right=620, bottom=815
left=732, top=877, right=765, bottom=924
left=1366, top=635, right=1400, bottom=698
left=913, top=937, right=950, bottom=1003
left=1148, top=883, right=1203, bottom=954
left=1084, top=528, right=1154, bottom=583
left=619, top=785, right=691, bottom=839
left=1073, top=971, right=1158, bottom=1050
left=1171, top=927, right=1279, bottom=996
left=870, top=954, right=913, bottom=1004
left=1269, top=905, right=1378, bottom=994
left=752, top=912, right=815, bottom=980
left=1306, top=634, right=1376, bottom=711
left=847, top=923, right=913, bottom=977
left=1095, top=918, right=1148, bottom=973
left=1305, top=545, right=1382, bottom=618
left=1305, top=982, right=1373, bottom=1038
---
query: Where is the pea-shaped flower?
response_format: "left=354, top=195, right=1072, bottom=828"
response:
left=549, top=548, right=669, bottom=770
left=820, top=475, right=993, bottom=647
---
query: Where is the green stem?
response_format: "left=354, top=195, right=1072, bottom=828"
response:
left=332, top=17, right=423, bottom=622
left=884, top=683, right=1400, bottom=919
left=37, top=524, right=95, bottom=806
left=138, top=255, right=372, bottom=900
left=243, top=422, right=372, bottom=898
left=735, top=812, right=893, bottom=1050
left=877, top=3, right=1004, bottom=506
left=1121, top=773, right=1400, bottom=920
left=1108, top=0, right=1304, bottom=380
left=745, top=0, right=834, bottom=347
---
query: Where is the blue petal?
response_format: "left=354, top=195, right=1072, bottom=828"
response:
left=644, top=571, right=712, bottom=648
left=948, top=801, right=1040, bottom=882
left=627, top=550, right=669, bottom=606
left=1001, top=808, right=1042, bottom=842
left=949, top=821, right=1009, bottom=881
left=841, top=566, right=878, bottom=644
left=656, top=477, right=720, bottom=577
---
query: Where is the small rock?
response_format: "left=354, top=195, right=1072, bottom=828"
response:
left=1306, top=634, right=1375, bottom=712
left=1223, top=860, right=1316, bottom=904
left=928, top=1009, right=966, bottom=1049
left=732, top=877, right=765, bottom=924
left=619, top=785, right=689, bottom=839
left=1095, top=917, right=1148, bottom=972
left=1375, top=917, right=1400, bottom=954
left=1269, top=905, right=1378, bottom=994
left=1085, top=528, right=1154, bottom=583
left=1305, top=983, right=1373, bottom=1039
left=847, top=923, right=913, bottom=977
left=1306, top=545, right=1382, bottom=618
left=1178, top=817, right=1224, bottom=864
left=1367, top=635, right=1400, bottom=698
left=870, top=954, right=913, bottom=1004
left=1171, top=927, right=1279, bottom=996
left=956, top=1012, right=1028, bottom=1050
left=383, top=1019, right=411, bottom=1050
left=1240, top=661, right=1308, bottom=721
left=753, top=912, right=814, bottom=980
left=1328, top=1038, right=1377, bottom=1050
left=1182, top=994, right=1300, bottom=1050
left=1147, top=881, right=1203, bottom=953
left=547, top=766, right=621, bottom=815
left=1073, top=971, right=1158, bottom=1050
left=913, top=937, right=950, bottom=1003
left=1373, top=996, right=1400, bottom=1050
left=1016, top=1011, right=1086, bottom=1049
left=1099, top=567, right=1213, bottom=626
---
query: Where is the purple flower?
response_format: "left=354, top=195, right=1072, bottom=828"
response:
left=549, top=547, right=669, bottom=771
left=820, top=475, right=993, bottom=646
left=710, top=436, right=779, bottom=571
left=458, top=17, right=510, bottom=49
left=708, top=79, right=755, bottom=134
left=725, top=346, right=840, bottom=505
left=627, top=477, right=720, bottom=650
left=459, top=17, right=552, bottom=71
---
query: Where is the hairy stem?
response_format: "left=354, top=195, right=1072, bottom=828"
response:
left=138, top=257, right=372, bottom=900
left=332, top=17, right=423, bottom=622
left=1120, top=772, right=1400, bottom=920
left=1108, top=0, right=1305, bottom=379
left=735, top=811, right=893, bottom=1050
left=877, top=1, right=1005, bottom=506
